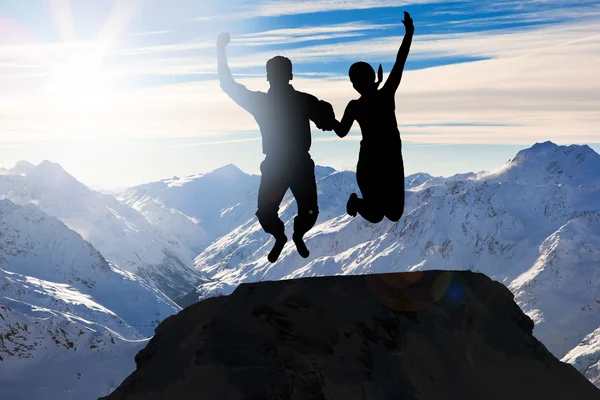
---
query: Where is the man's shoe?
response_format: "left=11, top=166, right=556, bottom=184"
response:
left=268, top=234, right=288, bottom=263
left=346, top=193, right=359, bottom=217
left=293, top=233, right=310, bottom=258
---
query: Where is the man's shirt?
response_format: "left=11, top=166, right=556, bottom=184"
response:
left=221, top=81, right=333, bottom=159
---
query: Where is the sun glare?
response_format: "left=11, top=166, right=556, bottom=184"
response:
left=46, top=55, right=110, bottom=106
left=42, top=50, right=123, bottom=140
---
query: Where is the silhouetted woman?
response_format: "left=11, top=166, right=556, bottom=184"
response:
left=333, top=11, right=414, bottom=223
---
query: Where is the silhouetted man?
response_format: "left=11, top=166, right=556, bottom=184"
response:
left=217, top=32, right=335, bottom=263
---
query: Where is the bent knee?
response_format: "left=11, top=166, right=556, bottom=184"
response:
left=385, top=206, right=404, bottom=222
left=255, top=208, right=278, bottom=221
left=386, top=212, right=403, bottom=222
left=297, top=205, right=319, bottom=218
left=365, top=212, right=385, bottom=224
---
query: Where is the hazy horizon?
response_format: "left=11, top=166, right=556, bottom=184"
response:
left=2, top=139, right=600, bottom=192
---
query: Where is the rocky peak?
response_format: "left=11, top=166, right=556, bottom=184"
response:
left=101, top=270, right=600, bottom=400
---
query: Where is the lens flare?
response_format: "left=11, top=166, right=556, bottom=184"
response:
left=365, top=271, right=471, bottom=312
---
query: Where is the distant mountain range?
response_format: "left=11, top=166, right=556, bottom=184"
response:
left=0, top=160, right=205, bottom=300
left=0, top=141, right=598, bottom=398
left=0, top=200, right=180, bottom=399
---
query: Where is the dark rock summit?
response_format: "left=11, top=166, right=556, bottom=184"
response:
left=100, top=271, right=600, bottom=400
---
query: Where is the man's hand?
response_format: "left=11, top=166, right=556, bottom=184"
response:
left=402, top=11, right=414, bottom=34
left=315, top=116, right=337, bottom=131
left=317, top=118, right=337, bottom=131
left=313, top=100, right=337, bottom=131
left=217, top=32, right=230, bottom=49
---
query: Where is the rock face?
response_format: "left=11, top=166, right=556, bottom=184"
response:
left=101, top=271, right=600, bottom=400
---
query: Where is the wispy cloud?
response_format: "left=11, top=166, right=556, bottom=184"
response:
left=194, top=0, right=439, bottom=20
left=112, top=21, right=398, bottom=58
left=427, top=3, right=600, bottom=29
left=235, top=22, right=399, bottom=46
left=167, top=137, right=260, bottom=147
left=129, top=30, right=172, bottom=37
left=105, top=19, right=599, bottom=77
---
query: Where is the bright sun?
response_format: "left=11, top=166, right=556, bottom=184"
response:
left=46, top=56, right=110, bottom=106
left=43, top=52, right=123, bottom=140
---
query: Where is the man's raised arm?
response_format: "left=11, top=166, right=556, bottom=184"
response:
left=217, top=33, right=236, bottom=90
left=217, top=32, right=258, bottom=113
left=381, top=11, right=414, bottom=95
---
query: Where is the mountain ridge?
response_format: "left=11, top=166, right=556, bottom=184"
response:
left=0, top=199, right=186, bottom=399
left=0, top=163, right=204, bottom=300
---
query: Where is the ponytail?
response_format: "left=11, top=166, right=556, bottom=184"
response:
left=375, top=64, right=384, bottom=89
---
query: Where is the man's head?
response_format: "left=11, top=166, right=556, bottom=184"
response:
left=266, top=56, right=293, bottom=86
left=349, top=61, right=378, bottom=95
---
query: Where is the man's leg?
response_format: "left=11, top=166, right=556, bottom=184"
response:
left=289, top=157, right=319, bottom=258
left=256, top=158, right=289, bottom=262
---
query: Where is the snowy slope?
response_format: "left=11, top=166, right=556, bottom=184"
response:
left=118, top=164, right=261, bottom=252
left=0, top=174, right=23, bottom=197
left=0, top=161, right=204, bottom=299
left=119, top=164, right=429, bottom=254
left=0, top=303, right=146, bottom=400
left=405, top=172, right=436, bottom=189
left=0, top=199, right=183, bottom=399
left=563, top=326, right=600, bottom=389
left=8, top=161, right=36, bottom=176
left=478, top=141, right=600, bottom=186
left=0, top=199, right=180, bottom=338
left=0, top=161, right=37, bottom=177
left=509, top=211, right=600, bottom=357
left=182, top=142, right=600, bottom=378
left=2, top=142, right=598, bottom=390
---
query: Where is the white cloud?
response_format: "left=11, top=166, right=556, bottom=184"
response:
left=0, top=11, right=599, bottom=147
left=235, top=22, right=400, bottom=46
left=103, top=19, right=599, bottom=78
left=129, top=30, right=173, bottom=37
left=194, top=0, right=437, bottom=20
left=167, top=138, right=260, bottom=147
left=240, top=22, right=399, bottom=38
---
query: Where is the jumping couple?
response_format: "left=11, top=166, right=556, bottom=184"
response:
left=217, top=12, right=414, bottom=263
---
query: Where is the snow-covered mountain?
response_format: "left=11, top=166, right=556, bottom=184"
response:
left=175, top=142, right=599, bottom=388
left=0, top=161, right=205, bottom=299
left=118, top=164, right=261, bottom=252
left=119, top=164, right=430, bottom=254
left=0, top=302, right=146, bottom=400
left=480, top=141, right=600, bottom=186
left=509, top=210, right=600, bottom=356
left=0, top=161, right=36, bottom=177
left=405, top=172, right=436, bottom=188
left=0, top=199, right=180, bottom=338
left=0, top=199, right=183, bottom=399
left=8, top=161, right=36, bottom=176
left=2, top=141, right=598, bottom=392
left=563, top=326, right=600, bottom=389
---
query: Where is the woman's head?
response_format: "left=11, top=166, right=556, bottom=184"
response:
left=349, top=62, right=381, bottom=95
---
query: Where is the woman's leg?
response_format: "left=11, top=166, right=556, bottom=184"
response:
left=385, top=150, right=405, bottom=222
left=353, top=151, right=386, bottom=224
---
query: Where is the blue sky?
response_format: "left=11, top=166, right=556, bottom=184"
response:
left=0, top=0, right=599, bottom=189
